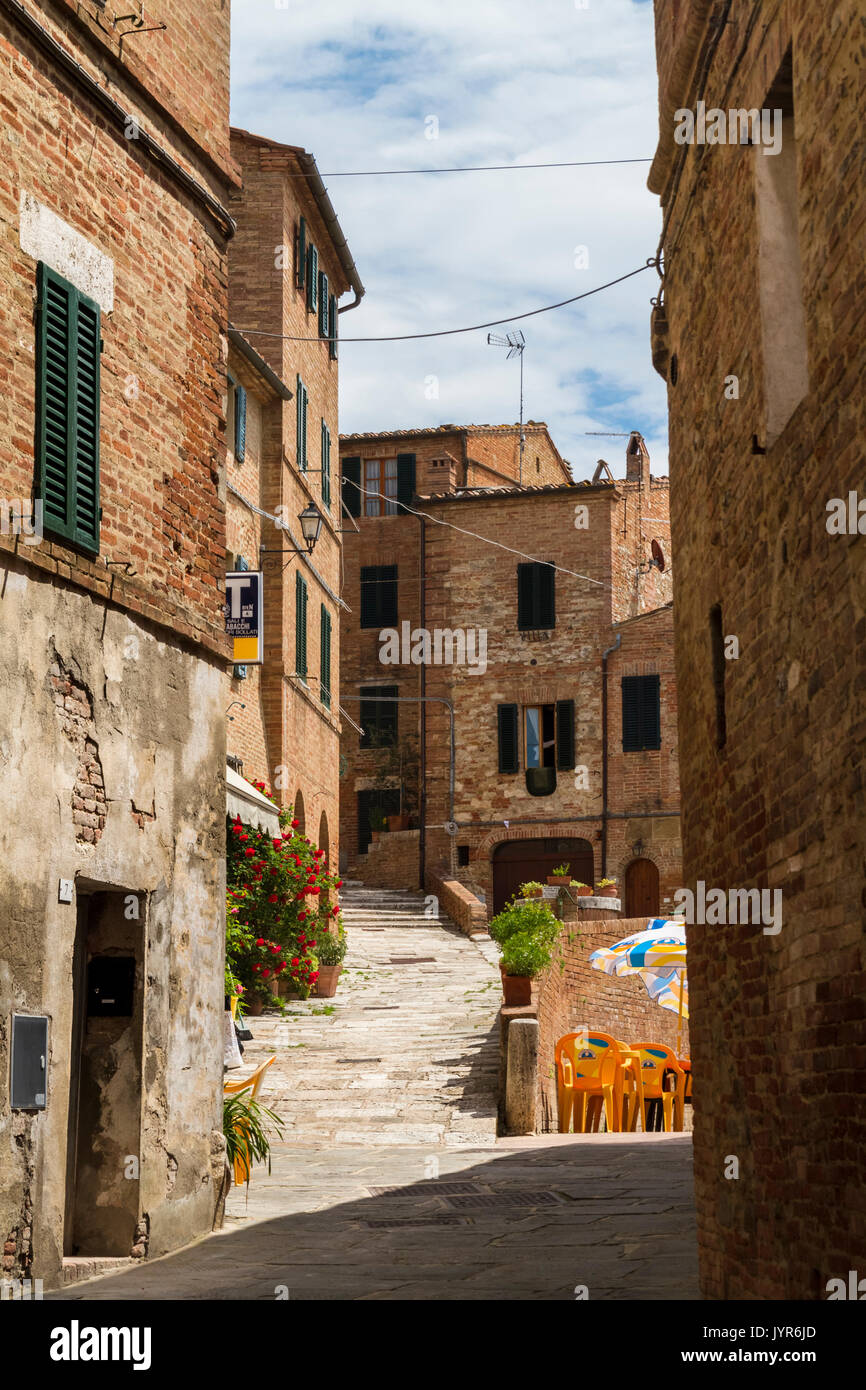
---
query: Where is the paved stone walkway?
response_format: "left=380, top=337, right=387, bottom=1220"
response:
left=53, top=885, right=699, bottom=1301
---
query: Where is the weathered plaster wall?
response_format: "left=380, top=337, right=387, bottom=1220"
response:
left=0, top=561, right=227, bottom=1287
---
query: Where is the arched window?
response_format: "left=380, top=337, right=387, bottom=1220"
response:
left=318, top=810, right=329, bottom=866
left=293, top=789, right=306, bottom=836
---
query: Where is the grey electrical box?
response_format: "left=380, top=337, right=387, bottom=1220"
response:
left=10, top=1015, right=49, bottom=1110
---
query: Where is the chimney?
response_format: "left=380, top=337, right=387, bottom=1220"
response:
left=626, top=431, right=650, bottom=487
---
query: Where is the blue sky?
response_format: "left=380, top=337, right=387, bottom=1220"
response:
left=230, top=0, right=667, bottom=480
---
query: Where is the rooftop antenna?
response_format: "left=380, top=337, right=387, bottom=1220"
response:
left=584, top=431, right=632, bottom=436
left=488, top=330, right=526, bottom=484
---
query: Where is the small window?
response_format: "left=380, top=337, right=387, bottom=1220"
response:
left=360, top=565, right=398, bottom=628
left=621, top=675, right=661, bottom=751
left=364, top=459, right=399, bottom=516
left=295, top=571, right=308, bottom=680
left=517, top=562, right=555, bottom=630
left=497, top=699, right=574, bottom=796
left=457, top=845, right=470, bottom=867
left=360, top=686, right=398, bottom=748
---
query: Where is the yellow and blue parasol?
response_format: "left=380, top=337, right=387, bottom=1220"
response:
left=589, top=919, right=688, bottom=1038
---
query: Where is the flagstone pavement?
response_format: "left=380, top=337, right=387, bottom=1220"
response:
left=53, top=885, right=699, bottom=1301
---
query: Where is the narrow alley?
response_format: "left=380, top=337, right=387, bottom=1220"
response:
left=53, top=888, right=698, bottom=1301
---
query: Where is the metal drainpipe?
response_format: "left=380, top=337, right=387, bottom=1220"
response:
left=600, top=631, right=622, bottom=878
left=419, top=516, right=427, bottom=891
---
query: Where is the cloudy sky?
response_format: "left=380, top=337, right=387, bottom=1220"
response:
left=230, top=0, right=667, bottom=480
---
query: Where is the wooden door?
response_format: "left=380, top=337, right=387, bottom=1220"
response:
left=625, top=858, right=660, bottom=918
left=492, top=838, right=595, bottom=915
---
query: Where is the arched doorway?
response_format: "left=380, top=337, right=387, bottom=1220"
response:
left=318, top=810, right=329, bottom=865
left=625, top=858, right=660, bottom=918
left=492, top=837, right=594, bottom=915
left=293, top=788, right=306, bottom=836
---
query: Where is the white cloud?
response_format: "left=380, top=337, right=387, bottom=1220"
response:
left=231, top=0, right=668, bottom=478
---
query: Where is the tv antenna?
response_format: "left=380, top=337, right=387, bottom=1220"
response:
left=488, top=330, right=526, bottom=484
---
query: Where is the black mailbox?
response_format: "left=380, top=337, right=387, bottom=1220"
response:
left=11, top=1015, right=49, bottom=1110
left=86, top=957, right=136, bottom=1017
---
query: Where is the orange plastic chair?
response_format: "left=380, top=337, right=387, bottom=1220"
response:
left=631, top=1042, right=686, bottom=1131
left=224, top=1056, right=276, bottom=1184
left=555, top=1033, right=626, bottom=1133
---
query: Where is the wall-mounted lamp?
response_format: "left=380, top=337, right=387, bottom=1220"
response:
left=260, top=504, right=324, bottom=566
left=226, top=701, right=246, bottom=723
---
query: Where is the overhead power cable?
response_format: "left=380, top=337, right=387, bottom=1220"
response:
left=305, top=157, right=654, bottom=177
left=236, top=260, right=657, bottom=344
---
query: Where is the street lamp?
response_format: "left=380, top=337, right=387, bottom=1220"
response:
left=260, top=504, right=324, bottom=566
left=487, top=329, right=526, bottom=485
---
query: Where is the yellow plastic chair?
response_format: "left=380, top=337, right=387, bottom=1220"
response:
left=614, top=1040, right=647, bottom=1132
left=224, top=1056, right=276, bottom=1184
left=555, top=1032, right=625, bottom=1133
left=631, top=1042, right=686, bottom=1131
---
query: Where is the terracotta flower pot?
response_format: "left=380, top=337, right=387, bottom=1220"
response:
left=523, top=888, right=543, bottom=899
left=597, top=885, right=618, bottom=898
left=314, top=965, right=342, bottom=998
left=575, top=887, right=592, bottom=897
left=245, top=992, right=266, bottom=1016
left=547, top=875, right=572, bottom=887
left=500, top=968, right=532, bottom=1007
left=387, top=813, right=410, bottom=832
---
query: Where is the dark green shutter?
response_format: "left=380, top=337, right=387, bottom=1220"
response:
left=342, top=455, right=361, bottom=517
left=497, top=703, right=519, bottom=774
left=307, top=245, right=318, bottom=312
left=321, top=420, right=331, bottom=507
left=37, top=263, right=101, bottom=553
left=234, top=384, right=247, bottom=462
left=328, top=294, right=338, bottom=360
left=396, top=453, right=416, bottom=510
left=517, top=564, right=533, bottom=629
left=556, top=699, right=575, bottom=770
left=296, top=376, right=307, bottom=470
left=295, top=571, right=308, bottom=678
left=318, top=272, right=329, bottom=335
left=320, top=604, right=331, bottom=708
left=517, top=562, right=555, bottom=629
left=538, top=564, right=555, bottom=629
left=297, top=216, right=306, bottom=289
left=641, top=674, right=661, bottom=749
left=622, top=678, right=640, bottom=751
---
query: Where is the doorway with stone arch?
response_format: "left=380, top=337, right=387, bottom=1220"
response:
left=624, top=858, right=660, bottom=918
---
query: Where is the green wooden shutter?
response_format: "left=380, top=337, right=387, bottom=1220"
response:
left=318, top=272, right=329, bottom=335
left=296, top=376, right=307, bottom=470
left=342, top=455, right=361, bottom=517
left=497, top=703, right=519, bottom=774
left=37, top=263, right=101, bottom=553
left=517, top=564, right=533, bottom=629
left=320, top=604, right=332, bottom=708
left=307, top=245, right=318, bottom=312
left=538, top=563, right=555, bottom=629
left=621, top=677, right=641, bottom=751
left=321, top=420, right=331, bottom=507
left=297, top=216, right=306, bottom=289
left=328, top=293, right=338, bottom=360
left=556, top=699, right=575, bottom=770
left=295, top=571, right=308, bottom=678
left=641, top=674, right=661, bottom=749
left=234, top=383, right=247, bottom=463
left=396, top=453, right=416, bottom=510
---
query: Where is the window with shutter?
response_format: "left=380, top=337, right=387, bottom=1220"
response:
left=360, top=565, right=398, bottom=628
left=307, top=245, right=318, bottom=312
left=497, top=704, right=519, bottom=774
left=320, top=605, right=332, bottom=708
left=396, top=453, right=416, bottom=510
left=36, top=263, right=101, bottom=553
left=297, top=216, right=306, bottom=289
left=318, top=271, right=329, bottom=336
left=321, top=420, right=331, bottom=507
left=296, top=376, right=307, bottom=470
left=295, top=571, right=308, bottom=679
left=622, top=675, right=661, bottom=751
left=234, top=384, right=247, bottom=463
left=342, top=456, right=361, bottom=517
left=517, top=562, right=555, bottom=630
left=328, top=294, right=338, bottom=360
left=360, top=686, right=398, bottom=747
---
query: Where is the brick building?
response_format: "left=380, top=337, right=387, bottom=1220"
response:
left=339, top=427, right=682, bottom=917
left=225, top=129, right=364, bottom=864
left=0, top=0, right=235, bottom=1287
left=648, top=1, right=866, bottom=1296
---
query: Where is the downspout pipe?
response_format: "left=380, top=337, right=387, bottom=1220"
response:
left=419, top=516, right=427, bottom=891
left=600, top=631, right=622, bottom=879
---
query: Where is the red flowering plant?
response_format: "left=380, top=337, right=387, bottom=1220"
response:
left=226, top=797, right=341, bottom=1001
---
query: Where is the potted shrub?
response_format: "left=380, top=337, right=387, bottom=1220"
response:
left=597, top=877, right=619, bottom=898
left=500, top=931, right=554, bottom=1007
left=387, top=811, right=411, bottom=832
left=369, top=807, right=387, bottom=842
left=519, top=880, right=544, bottom=900
left=547, top=863, right=572, bottom=887
left=572, top=881, right=593, bottom=897
left=223, top=1091, right=284, bottom=1193
left=314, top=922, right=347, bottom=997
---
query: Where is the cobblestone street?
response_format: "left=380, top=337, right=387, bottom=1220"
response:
left=53, top=888, right=698, bottom=1301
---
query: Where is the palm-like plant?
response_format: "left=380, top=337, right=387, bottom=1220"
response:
left=223, top=1092, right=285, bottom=1194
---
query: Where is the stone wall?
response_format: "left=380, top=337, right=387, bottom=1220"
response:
left=425, top=872, right=489, bottom=937
left=352, top=829, right=420, bottom=890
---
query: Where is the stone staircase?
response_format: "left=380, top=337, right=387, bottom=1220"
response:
left=235, top=882, right=502, bottom=1148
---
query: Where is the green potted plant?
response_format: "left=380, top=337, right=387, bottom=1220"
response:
left=369, top=806, right=387, bottom=841
left=314, top=920, right=347, bottom=997
left=572, top=880, right=593, bottom=897
left=547, top=863, right=572, bottom=887
left=597, top=877, right=619, bottom=898
left=223, top=1091, right=284, bottom=1193
left=518, top=880, right=544, bottom=900
left=489, top=901, right=561, bottom=1006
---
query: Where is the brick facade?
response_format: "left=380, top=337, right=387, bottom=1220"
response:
left=649, top=0, right=866, bottom=1298
left=339, top=432, right=682, bottom=919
